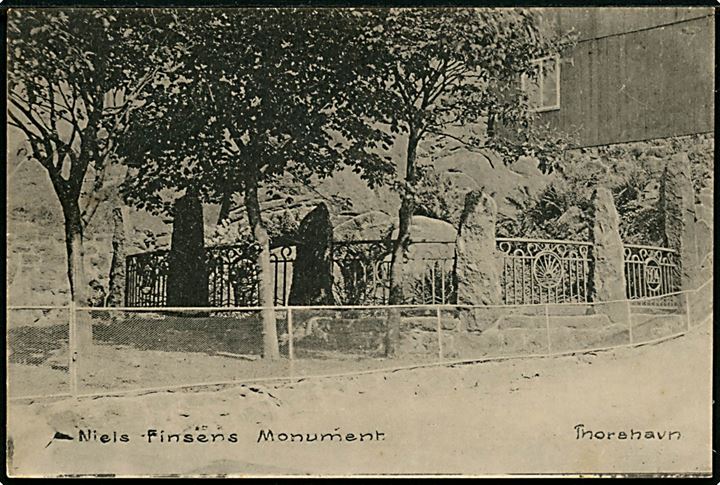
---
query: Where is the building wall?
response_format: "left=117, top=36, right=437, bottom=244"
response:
left=540, top=8, right=714, bottom=148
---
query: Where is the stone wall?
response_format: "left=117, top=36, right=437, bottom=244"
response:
left=288, top=310, right=686, bottom=360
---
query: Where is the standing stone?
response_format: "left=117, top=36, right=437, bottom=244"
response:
left=289, top=203, right=334, bottom=305
left=454, top=190, right=502, bottom=316
left=106, top=207, right=127, bottom=307
left=167, top=193, right=209, bottom=307
left=660, top=153, right=699, bottom=290
left=589, top=187, right=628, bottom=324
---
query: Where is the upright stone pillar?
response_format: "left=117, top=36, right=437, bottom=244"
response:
left=289, top=203, right=334, bottom=305
left=660, top=153, right=699, bottom=290
left=106, top=207, right=127, bottom=307
left=590, top=186, right=628, bottom=324
left=454, top=190, right=501, bottom=325
left=167, top=193, right=208, bottom=307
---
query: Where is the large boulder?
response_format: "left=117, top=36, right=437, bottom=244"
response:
left=589, top=187, right=628, bottom=324
left=333, top=211, right=393, bottom=242
left=289, top=203, right=334, bottom=305
left=394, top=215, right=457, bottom=243
left=392, top=215, right=457, bottom=261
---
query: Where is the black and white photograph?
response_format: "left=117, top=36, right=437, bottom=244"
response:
left=5, top=5, right=714, bottom=477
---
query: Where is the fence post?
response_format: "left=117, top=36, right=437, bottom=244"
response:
left=627, top=300, right=634, bottom=345
left=287, top=307, right=294, bottom=376
left=685, top=291, right=691, bottom=331
left=544, top=304, right=552, bottom=355
left=436, top=307, right=443, bottom=361
left=68, top=302, right=78, bottom=397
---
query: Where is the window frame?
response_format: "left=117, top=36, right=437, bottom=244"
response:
left=521, top=54, right=561, bottom=113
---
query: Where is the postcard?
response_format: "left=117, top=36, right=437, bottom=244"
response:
left=5, top=5, right=714, bottom=477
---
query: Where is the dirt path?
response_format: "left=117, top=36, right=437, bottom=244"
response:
left=7, top=320, right=711, bottom=477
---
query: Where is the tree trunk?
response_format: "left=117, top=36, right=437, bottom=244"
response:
left=386, top=129, right=420, bottom=357
left=245, top=171, right=280, bottom=360
left=106, top=206, right=128, bottom=307
left=61, top=198, right=93, bottom=352
left=62, top=199, right=88, bottom=304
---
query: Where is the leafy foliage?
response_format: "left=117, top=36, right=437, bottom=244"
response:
left=497, top=136, right=713, bottom=245
left=120, top=9, right=395, bottom=216
left=410, top=165, right=462, bottom=226
left=333, top=9, right=574, bottom=306
left=8, top=9, right=182, bottom=301
left=343, top=9, right=574, bottom=173
left=9, top=9, right=181, bottom=221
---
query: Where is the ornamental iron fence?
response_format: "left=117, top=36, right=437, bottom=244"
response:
left=125, top=249, right=170, bottom=307
left=206, top=243, right=261, bottom=307
left=497, top=238, right=592, bottom=305
left=126, top=238, right=680, bottom=308
left=126, top=240, right=456, bottom=307
left=624, top=244, right=680, bottom=308
left=332, top=240, right=392, bottom=305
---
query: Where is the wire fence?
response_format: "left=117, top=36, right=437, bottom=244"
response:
left=6, top=278, right=712, bottom=402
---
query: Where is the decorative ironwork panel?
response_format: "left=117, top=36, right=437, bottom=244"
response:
left=332, top=240, right=392, bottom=305
left=206, top=244, right=260, bottom=307
left=126, top=242, right=295, bottom=308
left=497, top=238, right=592, bottom=305
left=331, top=240, right=456, bottom=305
left=269, top=245, right=295, bottom=306
left=623, top=244, right=680, bottom=308
left=125, top=250, right=170, bottom=307
left=407, top=257, right=456, bottom=305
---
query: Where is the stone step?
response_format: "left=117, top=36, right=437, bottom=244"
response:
left=630, top=306, right=681, bottom=315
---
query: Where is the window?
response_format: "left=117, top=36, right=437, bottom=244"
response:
left=521, top=55, right=560, bottom=112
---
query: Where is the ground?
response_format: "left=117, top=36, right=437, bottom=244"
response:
left=6, top=318, right=711, bottom=477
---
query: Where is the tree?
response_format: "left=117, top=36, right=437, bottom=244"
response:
left=341, top=9, right=571, bottom=354
left=8, top=9, right=181, bottom=312
left=120, top=9, right=393, bottom=359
